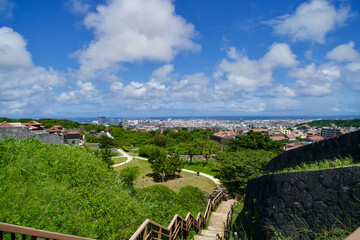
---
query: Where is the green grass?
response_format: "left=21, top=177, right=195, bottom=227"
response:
left=112, top=156, right=127, bottom=164
left=183, top=160, right=220, bottom=177
left=114, top=158, right=217, bottom=193
left=275, top=156, right=358, bottom=174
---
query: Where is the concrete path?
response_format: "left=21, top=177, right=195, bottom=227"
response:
left=194, top=199, right=237, bottom=240
left=111, top=152, right=222, bottom=187
left=112, top=148, right=133, bottom=167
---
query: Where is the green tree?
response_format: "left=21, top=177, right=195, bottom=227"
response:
left=154, top=134, right=167, bottom=148
left=101, top=147, right=114, bottom=168
left=119, top=166, right=140, bottom=186
left=194, top=139, right=220, bottom=164
left=99, top=135, right=116, bottom=148
left=216, top=150, right=277, bottom=193
left=148, top=147, right=183, bottom=182
left=228, top=132, right=286, bottom=154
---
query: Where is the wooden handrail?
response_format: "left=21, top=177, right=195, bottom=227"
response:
left=129, top=191, right=227, bottom=240
left=0, top=222, right=93, bottom=240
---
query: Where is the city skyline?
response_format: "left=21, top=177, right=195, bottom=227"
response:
left=1, top=0, right=360, bottom=118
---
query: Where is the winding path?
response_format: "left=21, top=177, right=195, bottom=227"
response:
left=111, top=148, right=222, bottom=187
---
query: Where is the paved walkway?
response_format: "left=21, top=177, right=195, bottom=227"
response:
left=194, top=199, right=237, bottom=240
left=111, top=149, right=222, bottom=187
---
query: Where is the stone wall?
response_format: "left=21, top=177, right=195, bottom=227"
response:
left=35, top=133, right=63, bottom=145
left=241, top=166, right=360, bottom=239
left=264, top=130, right=360, bottom=173
left=0, top=127, right=32, bottom=140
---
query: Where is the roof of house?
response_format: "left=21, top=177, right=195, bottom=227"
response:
left=270, top=136, right=286, bottom=141
left=212, top=131, right=238, bottom=138
left=307, top=136, right=324, bottom=141
left=0, top=122, right=23, bottom=127
left=251, top=129, right=269, bottom=133
left=286, top=134, right=296, bottom=139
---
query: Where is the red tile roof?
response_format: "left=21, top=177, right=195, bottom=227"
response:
left=212, top=131, right=238, bottom=138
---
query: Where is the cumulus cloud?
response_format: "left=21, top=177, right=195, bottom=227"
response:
left=170, top=73, right=210, bottom=101
left=57, top=81, right=99, bottom=104
left=76, top=0, right=200, bottom=80
left=290, top=63, right=341, bottom=96
left=213, top=43, right=297, bottom=98
left=269, top=0, right=350, bottom=43
left=0, top=27, right=66, bottom=114
left=0, top=27, right=32, bottom=68
left=326, top=41, right=359, bottom=62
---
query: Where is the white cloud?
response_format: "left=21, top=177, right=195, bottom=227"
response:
left=326, top=41, right=359, bottom=62
left=290, top=63, right=341, bottom=96
left=150, top=64, right=174, bottom=83
left=261, top=43, right=298, bottom=69
left=66, top=0, right=91, bottom=14
left=270, top=84, right=297, bottom=98
left=170, top=73, right=210, bottom=101
left=214, top=43, right=297, bottom=98
left=0, top=0, right=14, bottom=18
left=0, top=27, right=66, bottom=114
left=0, top=27, right=32, bottom=68
left=270, top=0, right=350, bottom=43
left=76, top=0, right=200, bottom=80
left=57, top=81, right=98, bottom=104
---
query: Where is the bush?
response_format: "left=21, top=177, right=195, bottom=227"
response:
left=122, top=145, right=130, bottom=152
left=138, top=144, right=155, bottom=157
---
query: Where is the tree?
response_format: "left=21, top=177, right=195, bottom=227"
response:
left=119, top=166, right=140, bottom=186
left=228, top=132, right=287, bottom=154
left=194, top=139, right=220, bottom=164
left=154, top=134, right=167, bottom=148
left=216, top=150, right=277, bottom=193
left=99, top=135, right=116, bottom=148
left=101, top=147, right=114, bottom=168
left=148, top=147, right=183, bottom=182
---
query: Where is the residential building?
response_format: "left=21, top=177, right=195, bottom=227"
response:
left=210, top=131, right=238, bottom=142
left=321, top=127, right=342, bottom=139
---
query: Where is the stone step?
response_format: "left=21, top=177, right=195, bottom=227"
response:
left=194, top=235, right=216, bottom=240
left=201, top=229, right=220, bottom=237
left=207, top=226, right=222, bottom=231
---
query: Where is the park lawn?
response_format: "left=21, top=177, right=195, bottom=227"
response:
left=112, top=156, right=128, bottom=164
left=114, top=158, right=217, bottom=194
left=183, top=160, right=220, bottom=177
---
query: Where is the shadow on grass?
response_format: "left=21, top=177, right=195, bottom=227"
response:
left=145, top=173, right=183, bottom=182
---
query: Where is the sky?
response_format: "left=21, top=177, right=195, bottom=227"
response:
left=0, top=0, right=360, bottom=119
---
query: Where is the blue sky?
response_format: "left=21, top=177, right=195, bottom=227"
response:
left=0, top=0, right=360, bottom=118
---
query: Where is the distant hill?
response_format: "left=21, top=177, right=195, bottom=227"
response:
left=297, top=118, right=360, bottom=128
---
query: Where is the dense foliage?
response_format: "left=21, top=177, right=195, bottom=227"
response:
left=227, top=132, right=287, bottom=154
left=136, top=185, right=207, bottom=226
left=0, top=138, right=207, bottom=239
left=216, top=150, right=277, bottom=193
left=109, top=126, right=154, bottom=147
left=148, top=146, right=183, bottom=182
left=299, top=118, right=360, bottom=128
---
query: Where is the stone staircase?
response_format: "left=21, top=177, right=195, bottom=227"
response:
left=194, top=199, right=237, bottom=240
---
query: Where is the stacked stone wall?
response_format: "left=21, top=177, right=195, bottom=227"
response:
left=241, top=166, right=360, bottom=239
left=0, top=127, right=32, bottom=140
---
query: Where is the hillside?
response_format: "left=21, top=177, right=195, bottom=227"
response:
left=0, top=138, right=207, bottom=239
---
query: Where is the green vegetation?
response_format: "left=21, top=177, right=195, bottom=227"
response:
left=216, top=150, right=277, bottom=193
left=119, top=166, right=140, bottom=186
left=302, top=118, right=360, bottom=128
left=114, top=158, right=216, bottom=193
left=0, top=138, right=209, bottom=239
left=227, top=132, right=287, bottom=154
left=148, top=146, right=183, bottom=182
left=183, top=160, right=219, bottom=177
left=275, top=156, right=357, bottom=174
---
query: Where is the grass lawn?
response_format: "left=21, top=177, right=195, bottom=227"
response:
left=114, top=158, right=217, bottom=194
left=112, top=156, right=128, bottom=164
left=183, top=160, right=220, bottom=177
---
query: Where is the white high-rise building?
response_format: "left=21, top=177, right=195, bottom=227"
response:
left=98, top=116, right=106, bottom=125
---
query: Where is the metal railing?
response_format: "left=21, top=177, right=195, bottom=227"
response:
left=0, top=222, right=93, bottom=240
left=129, top=191, right=227, bottom=240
